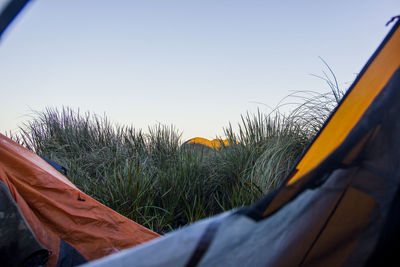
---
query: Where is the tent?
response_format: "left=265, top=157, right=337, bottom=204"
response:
left=182, top=137, right=230, bottom=150
left=0, top=134, right=160, bottom=266
left=82, top=17, right=400, bottom=267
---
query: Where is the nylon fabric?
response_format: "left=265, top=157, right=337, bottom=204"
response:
left=288, top=22, right=400, bottom=184
left=0, top=134, right=160, bottom=266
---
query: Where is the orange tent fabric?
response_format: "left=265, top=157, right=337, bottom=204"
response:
left=185, top=137, right=230, bottom=150
left=0, top=134, right=160, bottom=266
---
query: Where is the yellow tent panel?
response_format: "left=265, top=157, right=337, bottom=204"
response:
left=288, top=22, right=400, bottom=184
left=185, top=137, right=230, bottom=150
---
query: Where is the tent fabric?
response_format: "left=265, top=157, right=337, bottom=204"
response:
left=183, top=137, right=230, bottom=150
left=0, top=134, right=160, bottom=266
left=82, top=20, right=400, bottom=267
left=287, top=19, right=400, bottom=184
left=0, top=181, right=48, bottom=266
left=0, top=0, right=32, bottom=39
left=41, top=157, right=68, bottom=176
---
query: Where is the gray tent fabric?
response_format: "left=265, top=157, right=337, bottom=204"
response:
left=0, top=181, right=48, bottom=266
left=81, top=68, right=400, bottom=266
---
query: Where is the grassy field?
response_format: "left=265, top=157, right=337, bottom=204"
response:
left=12, top=83, right=342, bottom=234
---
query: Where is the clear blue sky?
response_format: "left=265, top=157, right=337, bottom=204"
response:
left=0, top=0, right=398, bottom=140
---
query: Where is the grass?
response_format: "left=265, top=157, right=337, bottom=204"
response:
left=11, top=71, right=343, bottom=234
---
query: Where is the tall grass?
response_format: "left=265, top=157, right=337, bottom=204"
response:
left=11, top=74, right=343, bottom=234
left=9, top=107, right=305, bottom=233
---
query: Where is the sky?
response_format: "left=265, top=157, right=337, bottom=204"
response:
left=0, top=0, right=398, bottom=140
